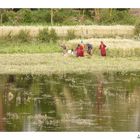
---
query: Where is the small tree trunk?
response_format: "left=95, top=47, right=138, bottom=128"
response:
left=109, top=8, right=112, bottom=17
left=82, top=9, right=85, bottom=17
left=0, top=14, right=3, bottom=24
left=51, top=9, right=54, bottom=26
left=95, top=8, right=100, bottom=22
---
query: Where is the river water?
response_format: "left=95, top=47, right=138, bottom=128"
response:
left=0, top=71, right=140, bottom=131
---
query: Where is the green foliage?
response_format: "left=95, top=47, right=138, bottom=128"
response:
left=66, top=30, right=76, bottom=40
left=0, top=41, right=61, bottom=53
left=0, top=9, right=139, bottom=26
left=112, top=10, right=136, bottom=25
left=84, top=19, right=94, bottom=25
left=31, top=9, right=51, bottom=23
left=37, top=28, right=58, bottom=43
left=0, top=30, right=30, bottom=43
left=14, top=30, right=30, bottom=43
left=18, top=9, right=32, bottom=23
left=52, top=9, right=65, bottom=23
left=134, top=21, right=140, bottom=36
left=49, top=28, right=58, bottom=43
left=100, top=9, right=137, bottom=25
left=37, top=28, right=49, bottom=42
left=62, top=18, right=79, bottom=25
left=2, top=31, right=13, bottom=41
left=0, top=10, right=19, bottom=24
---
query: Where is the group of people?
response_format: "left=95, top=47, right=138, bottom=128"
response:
left=75, top=42, right=93, bottom=57
left=61, top=41, right=107, bottom=57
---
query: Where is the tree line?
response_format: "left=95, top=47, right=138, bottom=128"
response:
left=0, top=8, right=139, bottom=25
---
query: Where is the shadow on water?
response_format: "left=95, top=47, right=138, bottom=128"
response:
left=0, top=71, right=140, bottom=131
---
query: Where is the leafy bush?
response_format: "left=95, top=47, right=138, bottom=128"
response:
left=37, top=28, right=50, bottom=42
left=62, top=18, right=79, bottom=25
left=31, top=9, right=51, bottom=23
left=0, top=30, right=30, bottom=42
left=18, top=9, right=32, bottom=23
left=49, top=28, right=58, bottom=42
left=84, top=19, right=94, bottom=25
left=0, top=10, right=19, bottom=25
left=37, top=28, right=58, bottom=42
left=66, top=30, right=76, bottom=40
left=0, top=9, right=139, bottom=26
left=14, top=30, right=30, bottom=42
left=99, top=9, right=137, bottom=25
left=2, top=31, right=13, bottom=41
left=134, top=21, right=140, bottom=36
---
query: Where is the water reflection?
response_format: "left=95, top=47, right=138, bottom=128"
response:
left=0, top=71, right=140, bottom=131
left=95, top=81, right=105, bottom=114
left=0, top=92, right=5, bottom=131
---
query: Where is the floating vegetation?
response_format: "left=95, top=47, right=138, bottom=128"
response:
left=27, top=114, right=60, bottom=130
left=6, top=112, right=19, bottom=120
left=8, top=92, right=14, bottom=102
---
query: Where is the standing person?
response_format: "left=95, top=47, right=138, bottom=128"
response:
left=99, top=41, right=107, bottom=56
left=75, top=44, right=80, bottom=57
left=86, top=43, right=93, bottom=55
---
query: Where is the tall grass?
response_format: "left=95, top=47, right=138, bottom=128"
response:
left=66, top=30, right=76, bottom=40
left=37, top=28, right=50, bottom=42
left=0, top=28, right=58, bottom=43
left=134, top=21, right=140, bottom=40
left=13, top=30, right=30, bottom=43
left=67, top=38, right=140, bottom=57
left=0, top=38, right=140, bottom=57
left=0, top=25, right=139, bottom=57
left=0, top=25, right=135, bottom=39
left=48, top=28, right=58, bottom=43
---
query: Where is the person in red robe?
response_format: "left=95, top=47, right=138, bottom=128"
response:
left=75, top=44, right=84, bottom=57
left=99, top=41, right=107, bottom=56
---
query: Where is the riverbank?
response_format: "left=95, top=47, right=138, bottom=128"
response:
left=0, top=53, right=140, bottom=75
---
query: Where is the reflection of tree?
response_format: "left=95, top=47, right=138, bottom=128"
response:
left=0, top=93, right=5, bottom=131
left=2, top=75, right=35, bottom=131
left=0, top=71, right=140, bottom=131
left=4, top=75, right=15, bottom=104
left=0, top=75, right=15, bottom=131
left=95, top=81, right=105, bottom=114
left=129, top=87, right=140, bottom=131
left=3, top=75, right=34, bottom=108
left=37, top=75, right=57, bottom=116
left=104, top=71, right=140, bottom=131
left=94, top=80, right=108, bottom=131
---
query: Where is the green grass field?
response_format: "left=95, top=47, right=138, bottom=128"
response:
left=0, top=38, right=140, bottom=57
left=0, top=41, right=61, bottom=53
left=0, top=25, right=139, bottom=75
left=0, top=53, right=140, bottom=75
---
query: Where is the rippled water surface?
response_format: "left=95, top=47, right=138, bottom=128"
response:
left=0, top=72, right=140, bottom=131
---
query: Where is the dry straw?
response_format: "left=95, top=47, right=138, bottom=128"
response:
left=0, top=25, right=134, bottom=38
